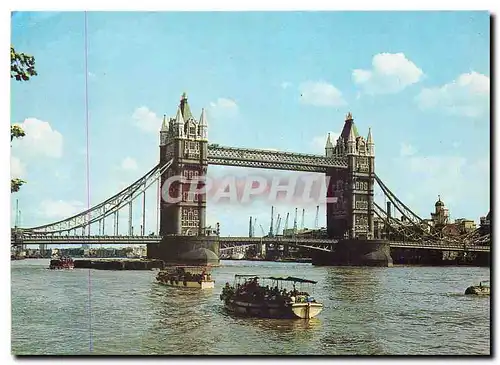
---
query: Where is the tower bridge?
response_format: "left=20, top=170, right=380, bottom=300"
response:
left=12, top=93, right=490, bottom=266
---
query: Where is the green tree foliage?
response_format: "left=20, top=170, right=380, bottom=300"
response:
left=11, top=46, right=37, bottom=193
left=11, top=46, right=37, bottom=81
left=11, top=125, right=25, bottom=141
left=11, top=178, right=26, bottom=193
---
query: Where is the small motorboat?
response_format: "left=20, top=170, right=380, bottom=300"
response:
left=230, top=252, right=245, bottom=260
left=156, top=266, right=215, bottom=289
left=465, top=281, right=490, bottom=296
left=49, top=256, right=75, bottom=270
left=220, top=275, right=323, bottom=319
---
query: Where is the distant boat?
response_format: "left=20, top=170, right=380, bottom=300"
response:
left=230, top=253, right=245, bottom=260
left=465, top=281, right=490, bottom=296
left=220, top=274, right=323, bottom=319
left=156, top=266, right=215, bottom=289
left=49, top=256, right=74, bottom=270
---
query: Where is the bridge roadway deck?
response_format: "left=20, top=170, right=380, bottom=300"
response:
left=12, top=234, right=490, bottom=252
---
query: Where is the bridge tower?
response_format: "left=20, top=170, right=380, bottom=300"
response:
left=159, top=93, right=208, bottom=236
left=325, top=113, right=375, bottom=239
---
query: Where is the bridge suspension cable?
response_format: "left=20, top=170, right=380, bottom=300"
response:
left=374, top=175, right=484, bottom=245
left=20, top=159, right=173, bottom=235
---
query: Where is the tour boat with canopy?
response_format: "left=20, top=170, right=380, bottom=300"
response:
left=220, top=274, right=323, bottom=319
left=156, top=265, right=215, bottom=289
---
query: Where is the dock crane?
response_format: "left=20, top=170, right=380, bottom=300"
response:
left=259, top=224, right=266, bottom=237
left=275, top=214, right=282, bottom=236
left=269, top=206, right=274, bottom=237
left=283, top=212, right=290, bottom=235
left=293, top=208, right=298, bottom=236
left=314, top=205, right=319, bottom=229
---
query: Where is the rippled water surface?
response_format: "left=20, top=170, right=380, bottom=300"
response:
left=11, top=259, right=490, bottom=355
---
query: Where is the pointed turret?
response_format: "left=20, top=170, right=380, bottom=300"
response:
left=159, top=114, right=168, bottom=146
left=347, top=123, right=356, bottom=155
left=348, top=124, right=356, bottom=143
left=199, top=108, right=208, bottom=140
left=367, top=127, right=374, bottom=156
left=161, top=114, right=168, bottom=132
left=340, top=112, right=359, bottom=141
left=325, top=133, right=334, bottom=157
left=180, top=92, right=194, bottom=121
left=325, top=133, right=333, bottom=147
left=174, top=106, right=185, bottom=138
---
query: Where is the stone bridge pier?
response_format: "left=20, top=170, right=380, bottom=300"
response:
left=311, top=239, right=393, bottom=267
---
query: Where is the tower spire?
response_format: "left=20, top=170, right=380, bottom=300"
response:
left=367, top=127, right=374, bottom=155
left=174, top=106, right=185, bottom=138
left=199, top=108, right=208, bottom=140
left=325, top=132, right=334, bottom=157
left=161, top=114, right=168, bottom=132
left=347, top=123, right=356, bottom=154
left=175, top=106, right=184, bottom=124
left=179, top=92, right=193, bottom=121
left=160, top=114, right=168, bottom=145
left=325, top=133, right=333, bottom=147
left=348, top=123, right=356, bottom=143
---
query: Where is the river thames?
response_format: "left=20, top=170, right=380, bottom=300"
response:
left=11, top=259, right=490, bottom=355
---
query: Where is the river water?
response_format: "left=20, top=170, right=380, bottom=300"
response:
left=11, top=259, right=490, bottom=355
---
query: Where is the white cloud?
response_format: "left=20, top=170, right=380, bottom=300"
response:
left=261, top=148, right=280, bottom=151
left=415, top=71, right=490, bottom=118
left=121, top=157, right=138, bottom=171
left=39, top=200, right=85, bottom=219
left=11, top=156, right=26, bottom=178
left=11, top=118, right=63, bottom=159
left=311, top=131, right=340, bottom=154
left=400, top=142, right=417, bottom=157
left=407, top=155, right=467, bottom=179
left=353, top=53, right=423, bottom=95
left=132, top=106, right=162, bottom=132
left=299, top=81, right=346, bottom=107
left=54, top=169, right=70, bottom=181
left=386, top=151, right=489, bottom=222
left=402, top=155, right=481, bottom=213
left=209, top=98, right=239, bottom=119
left=281, top=81, right=292, bottom=90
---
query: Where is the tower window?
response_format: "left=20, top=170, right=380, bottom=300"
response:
left=190, top=126, right=196, bottom=135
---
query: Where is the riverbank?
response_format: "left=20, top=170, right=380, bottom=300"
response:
left=74, top=258, right=164, bottom=270
left=222, top=258, right=312, bottom=263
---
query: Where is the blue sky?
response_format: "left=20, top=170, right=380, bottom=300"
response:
left=10, top=11, right=490, bottom=239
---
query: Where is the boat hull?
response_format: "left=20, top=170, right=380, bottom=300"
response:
left=49, top=265, right=74, bottom=270
left=49, top=259, right=74, bottom=270
left=157, top=279, right=215, bottom=289
left=224, top=299, right=323, bottom=319
left=465, top=286, right=490, bottom=296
